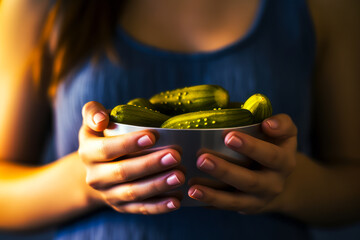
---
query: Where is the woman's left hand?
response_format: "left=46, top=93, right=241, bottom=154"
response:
left=188, top=113, right=298, bottom=214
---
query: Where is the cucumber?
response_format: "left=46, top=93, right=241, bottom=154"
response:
left=149, top=84, right=229, bottom=115
left=161, top=108, right=254, bottom=129
left=127, top=98, right=156, bottom=110
left=242, top=93, right=272, bottom=123
left=110, top=105, right=170, bottom=127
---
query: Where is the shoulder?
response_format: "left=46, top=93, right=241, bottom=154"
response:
left=0, top=0, right=52, bottom=24
left=0, top=0, right=53, bottom=74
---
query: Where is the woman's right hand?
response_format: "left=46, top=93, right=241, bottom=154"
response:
left=79, top=101, right=184, bottom=214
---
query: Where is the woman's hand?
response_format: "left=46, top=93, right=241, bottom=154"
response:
left=79, top=101, right=185, bottom=214
left=188, top=114, right=297, bottom=214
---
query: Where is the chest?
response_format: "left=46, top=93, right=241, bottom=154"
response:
left=119, top=0, right=261, bottom=53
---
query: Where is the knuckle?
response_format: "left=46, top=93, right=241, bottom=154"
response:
left=151, top=178, right=165, bottom=194
left=154, top=203, right=163, bottom=214
left=268, top=177, right=285, bottom=198
left=216, top=165, right=230, bottom=180
left=98, top=138, right=113, bottom=160
left=123, top=184, right=138, bottom=202
left=118, top=138, right=133, bottom=155
left=144, top=155, right=156, bottom=172
left=269, top=148, right=280, bottom=165
left=138, top=203, right=149, bottom=215
left=113, top=163, right=127, bottom=182
left=243, top=172, right=259, bottom=191
left=272, top=182, right=285, bottom=196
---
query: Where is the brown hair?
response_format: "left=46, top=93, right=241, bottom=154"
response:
left=32, top=0, right=124, bottom=96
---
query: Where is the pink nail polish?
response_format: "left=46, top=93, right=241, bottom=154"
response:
left=137, top=135, right=153, bottom=147
left=266, top=119, right=279, bottom=129
left=166, top=174, right=181, bottom=186
left=93, top=112, right=106, bottom=125
left=161, top=153, right=178, bottom=166
left=190, top=189, right=203, bottom=199
left=226, top=136, right=243, bottom=148
left=199, top=158, right=215, bottom=170
left=167, top=201, right=177, bottom=209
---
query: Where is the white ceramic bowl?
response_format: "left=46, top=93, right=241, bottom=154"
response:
left=104, top=122, right=266, bottom=206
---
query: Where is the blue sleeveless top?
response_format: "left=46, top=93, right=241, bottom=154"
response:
left=52, top=0, right=315, bottom=239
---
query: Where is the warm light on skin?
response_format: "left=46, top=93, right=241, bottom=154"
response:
left=0, top=1, right=49, bottom=159
left=0, top=1, right=30, bottom=123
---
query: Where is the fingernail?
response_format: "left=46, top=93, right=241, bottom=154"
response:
left=189, top=189, right=203, bottom=199
left=266, top=119, right=279, bottom=129
left=161, top=153, right=178, bottom=166
left=166, top=174, right=181, bottom=186
left=199, top=158, right=215, bottom=171
left=137, top=135, right=153, bottom=147
left=167, top=201, right=177, bottom=209
left=93, top=112, right=106, bottom=125
left=226, top=136, right=243, bottom=148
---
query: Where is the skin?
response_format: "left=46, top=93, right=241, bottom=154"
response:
left=0, top=0, right=359, bottom=231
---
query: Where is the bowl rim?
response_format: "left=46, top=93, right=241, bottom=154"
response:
left=107, top=121, right=262, bottom=132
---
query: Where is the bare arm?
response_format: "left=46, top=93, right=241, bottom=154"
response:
left=0, top=154, right=100, bottom=230
left=0, top=0, right=51, bottom=163
left=277, top=0, right=360, bottom=225
left=0, top=1, right=100, bottom=230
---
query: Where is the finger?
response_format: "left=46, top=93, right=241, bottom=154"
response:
left=82, top=101, right=110, bottom=132
left=196, top=153, right=278, bottom=195
left=261, top=114, right=298, bottom=150
left=86, top=149, right=181, bottom=189
left=188, top=185, right=264, bottom=214
left=121, top=145, right=183, bottom=159
left=224, top=131, right=292, bottom=172
left=113, top=197, right=181, bottom=214
left=79, top=130, right=156, bottom=163
left=196, top=148, right=253, bottom=168
left=103, top=170, right=185, bottom=204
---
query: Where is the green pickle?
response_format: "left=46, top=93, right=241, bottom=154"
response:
left=110, top=105, right=170, bottom=127
left=242, top=93, right=272, bottom=123
left=161, top=108, right=254, bottom=129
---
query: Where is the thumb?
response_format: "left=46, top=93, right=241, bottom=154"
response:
left=261, top=113, right=298, bottom=140
left=82, top=101, right=110, bottom=132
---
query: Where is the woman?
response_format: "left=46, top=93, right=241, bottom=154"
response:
left=0, top=0, right=359, bottom=239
